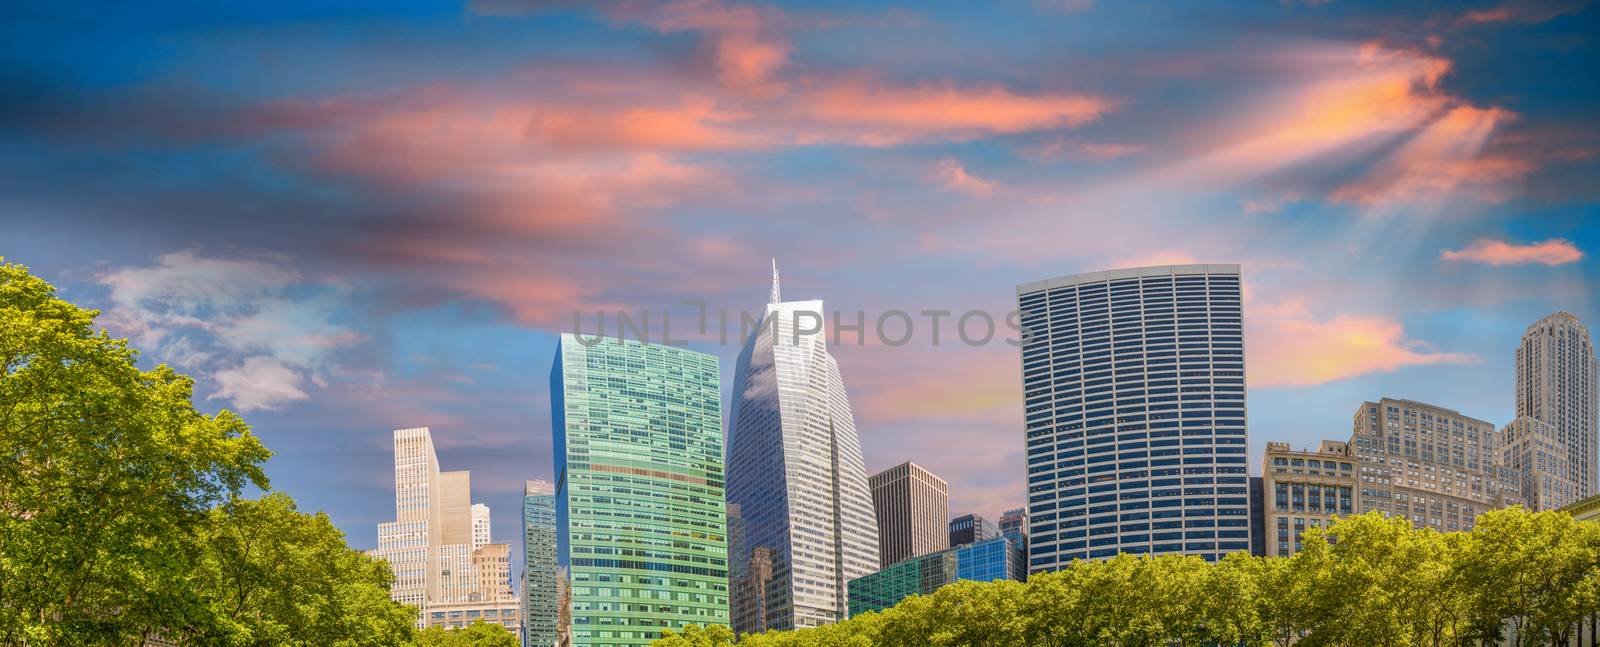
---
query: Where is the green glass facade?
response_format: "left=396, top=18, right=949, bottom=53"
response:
left=551, top=335, right=729, bottom=647
left=846, top=536, right=1024, bottom=616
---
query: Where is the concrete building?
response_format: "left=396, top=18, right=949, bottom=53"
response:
left=552, top=335, right=729, bottom=647
left=869, top=461, right=949, bottom=568
left=846, top=536, right=1025, bottom=616
left=725, top=263, right=880, bottom=633
left=997, top=508, right=1027, bottom=544
left=426, top=599, right=521, bottom=633
left=1503, top=416, right=1579, bottom=511
left=370, top=427, right=520, bottom=633
left=1260, top=441, right=1356, bottom=557
left=1348, top=398, right=1521, bottom=532
left=1017, top=265, right=1250, bottom=571
left=523, top=480, right=560, bottom=647
left=947, top=513, right=998, bottom=548
left=1515, top=312, right=1599, bottom=504
left=472, top=504, right=491, bottom=550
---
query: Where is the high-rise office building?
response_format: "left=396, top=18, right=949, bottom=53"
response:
left=869, top=461, right=949, bottom=568
left=1515, top=312, right=1598, bottom=502
left=845, top=536, right=1025, bottom=616
left=472, top=504, right=491, bottom=550
left=551, top=335, right=729, bottom=647
left=997, top=508, right=1027, bottom=542
left=726, top=263, right=879, bottom=633
left=371, top=427, right=520, bottom=632
left=947, top=513, right=998, bottom=548
left=1347, top=398, right=1521, bottom=531
left=1260, top=441, right=1356, bottom=557
left=1502, top=416, right=1577, bottom=511
left=1017, top=264, right=1250, bottom=572
left=522, top=480, right=559, bottom=647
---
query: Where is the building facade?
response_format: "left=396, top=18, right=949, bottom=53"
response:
left=1017, top=264, right=1250, bottom=572
left=551, top=335, right=729, bottom=647
left=948, top=513, right=998, bottom=548
left=1348, top=398, right=1521, bottom=532
left=997, top=508, right=1027, bottom=543
left=1516, top=312, right=1599, bottom=503
left=869, top=461, right=950, bottom=568
left=845, top=536, right=1025, bottom=616
left=523, top=480, right=560, bottom=647
left=1502, top=416, right=1578, bottom=512
left=426, top=599, right=521, bottom=633
left=726, top=264, right=880, bottom=633
left=1260, top=441, right=1356, bottom=557
left=370, top=427, right=520, bottom=633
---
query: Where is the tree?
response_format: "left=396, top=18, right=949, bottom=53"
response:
left=414, top=619, right=523, bottom=647
left=174, top=493, right=416, bottom=646
left=0, top=258, right=271, bottom=645
left=655, top=624, right=737, bottom=647
left=1456, top=507, right=1600, bottom=646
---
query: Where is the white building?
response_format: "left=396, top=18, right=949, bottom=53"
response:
left=726, top=261, right=880, bottom=633
left=1515, top=312, right=1599, bottom=502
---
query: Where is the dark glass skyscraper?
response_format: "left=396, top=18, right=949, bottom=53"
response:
left=1017, top=264, right=1249, bottom=572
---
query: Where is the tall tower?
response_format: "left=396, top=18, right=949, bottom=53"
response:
left=726, top=263, right=880, bottom=633
left=551, top=335, right=728, bottom=647
left=522, top=480, right=559, bottom=647
left=1016, top=264, right=1250, bottom=572
left=1515, top=311, right=1599, bottom=502
left=373, top=427, right=442, bottom=621
left=868, top=461, right=950, bottom=568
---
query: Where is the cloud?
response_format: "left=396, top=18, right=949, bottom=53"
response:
left=795, top=80, right=1114, bottom=146
left=1440, top=237, right=1585, bottom=266
left=930, top=158, right=999, bottom=196
left=211, top=356, right=310, bottom=411
left=1453, top=0, right=1585, bottom=26
left=99, top=249, right=359, bottom=411
left=614, top=0, right=794, bottom=98
left=1022, top=134, right=1143, bottom=162
left=1328, top=105, right=1526, bottom=206
left=1248, top=299, right=1477, bottom=388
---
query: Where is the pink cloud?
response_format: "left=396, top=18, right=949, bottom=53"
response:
left=1441, top=238, right=1585, bottom=266
left=1329, top=105, right=1526, bottom=206
left=930, top=158, right=999, bottom=196
left=1453, top=0, right=1584, bottom=26
left=1023, top=134, right=1143, bottom=162
left=1247, top=299, right=1477, bottom=388
left=796, top=79, right=1114, bottom=146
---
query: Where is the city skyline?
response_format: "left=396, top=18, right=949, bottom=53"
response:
left=3, top=0, right=1599, bottom=577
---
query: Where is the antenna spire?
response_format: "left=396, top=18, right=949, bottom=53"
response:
left=770, top=259, right=782, bottom=304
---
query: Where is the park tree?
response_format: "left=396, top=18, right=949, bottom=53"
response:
left=414, top=619, right=521, bottom=647
left=175, top=493, right=417, bottom=646
left=0, top=258, right=271, bottom=644
left=1456, top=507, right=1600, bottom=646
left=656, top=624, right=737, bottom=647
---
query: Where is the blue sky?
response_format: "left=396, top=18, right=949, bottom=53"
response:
left=3, top=0, right=1599, bottom=564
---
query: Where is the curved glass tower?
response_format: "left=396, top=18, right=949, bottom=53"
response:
left=726, top=263, right=879, bottom=634
left=1017, top=264, right=1249, bottom=572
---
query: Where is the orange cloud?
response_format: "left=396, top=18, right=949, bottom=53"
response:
left=1329, top=105, right=1526, bottom=205
left=930, top=158, right=998, bottom=196
left=1248, top=299, right=1476, bottom=388
left=798, top=80, right=1114, bottom=145
left=1453, top=0, right=1584, bottom=26
left=1441, top=238, right=1584, bottom=266
left=613, top=0, right=795, bottom=97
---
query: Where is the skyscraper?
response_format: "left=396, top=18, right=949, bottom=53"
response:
left=1017, top=264, right=1250, bottom=572
left=947, top=513, right=999, bottom=548
left=868, top=461, right=949, bottom=568
left=551, top=335, right=729, bottom=647
left=726, top=262, right=879, bottom=633
left=1515, top=312, right=1599, bottom=502
left=997, top=508, right=1027, bottom=543
left=523, top=479, right=559, bottom=647
left=1347, top=398, right=1521, bottom=531
left=370, top=427, right=521, bottom=632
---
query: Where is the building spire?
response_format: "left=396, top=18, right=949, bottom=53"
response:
left=770, top=258, right=782, bottom=304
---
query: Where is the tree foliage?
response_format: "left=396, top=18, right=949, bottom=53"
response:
left=655, top=508, right=1600, bottom=647
left=415, top=619, right=521, bottom=647
left=0, top=259, right=417, bottom=645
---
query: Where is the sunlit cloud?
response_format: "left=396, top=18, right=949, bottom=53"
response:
left=1247, top=298, right=1477, bottom=388
left=1441, top=237, right=1585, bottom=266
left=929, top=157, right=999, bottom=196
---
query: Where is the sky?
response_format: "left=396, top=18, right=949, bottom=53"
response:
left=3, top=0, right=1599, bottom=565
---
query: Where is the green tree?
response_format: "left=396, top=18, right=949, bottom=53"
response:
left=655, top=623, right=737, bottom=647
left=0, top=258, right=271, bottom=645
left=415, top=619, right=520, bottom=647
left=175, top=493, right=416, bottom=646
left=1456, top=507, right=1600, bottom=646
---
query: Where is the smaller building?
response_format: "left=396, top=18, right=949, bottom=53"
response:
left=948, top=513, right=999, bottom=548
left=1261, top=441, right=1357, bottom=557
left=1502, top=416, right=1579, bottom=511
left=846, top=536, right=1023, bottom=616
left=426, top=599, right=521, bottom=633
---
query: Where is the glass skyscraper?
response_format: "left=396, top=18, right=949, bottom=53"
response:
left=726, top=263, right=879, bottom=633
left=845, top=536, right=1024, bottom=616
left=1017, top=264, right=1249, bottom=572
left=522, top=479, right=559, bottom=647
left=550, top=335, right=729, bottom=647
